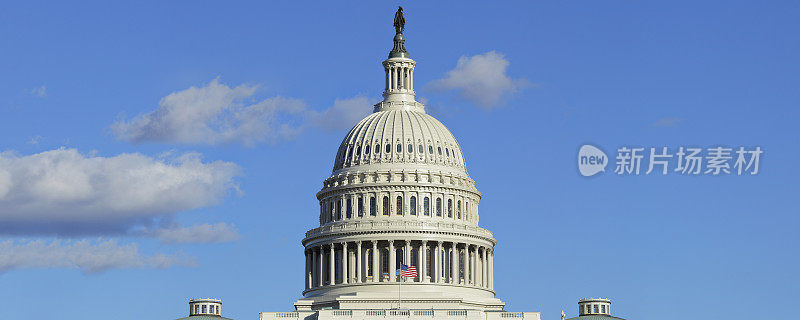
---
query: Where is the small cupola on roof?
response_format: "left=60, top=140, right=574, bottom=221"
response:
left=189, top=298, right=222, bottom=317
left=578, top=298, right=611, bottom=316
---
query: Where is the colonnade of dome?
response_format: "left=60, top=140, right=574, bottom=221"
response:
left=303, top=239, right=494, bottom=292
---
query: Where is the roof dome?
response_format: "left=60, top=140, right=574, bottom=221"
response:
left=332, top=109, right=467, bottom=175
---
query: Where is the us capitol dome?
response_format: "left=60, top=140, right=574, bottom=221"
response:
left=291, top=8, right=504, bottom=314
left=175, top=8, right=629, bottom=320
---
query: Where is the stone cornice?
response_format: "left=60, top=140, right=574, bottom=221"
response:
left=302, top=220, right=496, bottom=246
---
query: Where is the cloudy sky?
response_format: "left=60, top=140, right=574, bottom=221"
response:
left=0, top=1, right=798, bottom=320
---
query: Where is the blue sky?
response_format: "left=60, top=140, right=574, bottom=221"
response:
left=0, top=1, right=798, bottom=320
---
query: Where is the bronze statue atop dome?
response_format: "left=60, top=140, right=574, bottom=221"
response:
left=394, top=6, right=405, bottom=34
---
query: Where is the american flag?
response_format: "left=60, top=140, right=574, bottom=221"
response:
left=399, top=264, right=417, bottom=277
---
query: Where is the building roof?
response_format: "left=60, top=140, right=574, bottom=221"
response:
left=566, top=315, right=626, bottom=320
left=175, top=316, right=233, bottom=320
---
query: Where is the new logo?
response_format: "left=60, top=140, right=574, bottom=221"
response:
left=578, top=145, right=608, bottom=177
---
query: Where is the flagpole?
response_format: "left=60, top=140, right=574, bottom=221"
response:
left=398, top=272, right=402, bottom=309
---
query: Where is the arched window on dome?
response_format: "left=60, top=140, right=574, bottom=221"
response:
left=365, top=145, right=370, bottom=155
left=355, top=145, right=361, bottom=156
left=457, top=200, right=461, bottom=219
left=396, top=144, right=402, bottom=153
left=447, top=199, right=452, bottom=218
left=329, top=200, right=335, bottom=222
left=383, top=196, right=390, bottom=216
left=428, top=145, right=434, bottom=154
left=465, top=202, right=469, bottom=221
left=438, top=147, right=442, bottom=155
left=375, top=144, right=381, bottom=154
left=346, top=198, right=352, bottom=219
left=396, top=196, right=403, bottom=215
left=410, top=196, right=417, bottom=215
left=358, top=196, right=364, bottom=217
left=410, top=248, right=418, bottom=266
left=423, top=197, right=430, bottom=216
left=446, top=148, right=450, bottom=157
left=418, top=144, right=424, bottom=153
left=370, top=196, right=377, bottom=216
left=436, top=198, right=442, bottom=216
left=336, top=200, right=342, bottom=220
left=385, top=144, right=391, bottom=153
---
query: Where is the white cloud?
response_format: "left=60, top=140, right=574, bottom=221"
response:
left=31, top=85, right=46, bottom=97
left=310, top=96, right=373, bottom=130
left=0, top=238, right=196, bottom=274
left=111, top=78, right=307, bottom=146
left=432, top=51, right=527, bottom=108
left=151, top=222, right=240, bottom=244
left=0, top=148, right=240, bottom=236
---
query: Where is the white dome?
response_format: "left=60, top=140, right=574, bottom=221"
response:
left=333, top=109, right=467, bottom=174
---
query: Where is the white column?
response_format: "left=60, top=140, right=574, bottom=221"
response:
left=410, top=68, right=414, bottom=91
left=436, top=242, right=443, bottom=283
left=389, top=240, right=396, bottom=282
left=329, top=244, right=335, bottom=285
left=406, top=67, right=410, bottom=90
left=318, top=247, right=324, bottom=287
left=356, top=241, right=363, bottom=283
left=305, top=250, right=310, bottom=290
left=311, top=248, right=318, bottom=288
left=471, top=245, right=477, bottom=286
left=403, top=241, right=409, bottom=282
left=342, top=242, right=348, bottom=284
left=372, top=241, right=379, bottom=283
left=489, top=249, right=494, bottom=289
left=392, top=67, right=397, bottom=91
left=420, top=241, right=427, bottom=282
left=482, top=247, right=488, bottom=288
left=451, top=243, right=457, bottom=284
left=477, top=248, right=482, bottom=286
